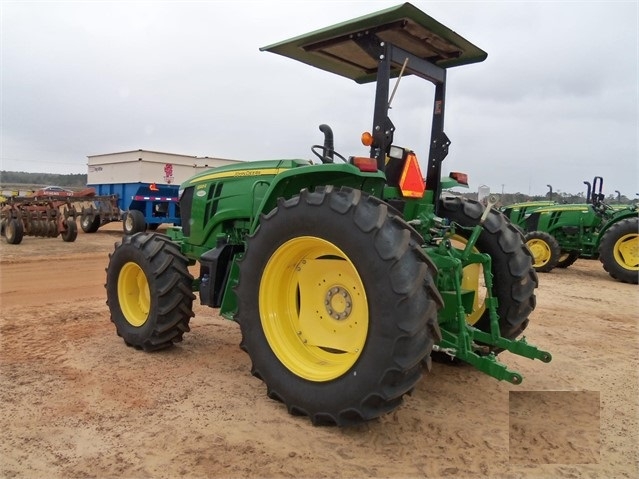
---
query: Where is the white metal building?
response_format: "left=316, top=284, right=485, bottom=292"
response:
left=87, top=149, right=241, bottom=186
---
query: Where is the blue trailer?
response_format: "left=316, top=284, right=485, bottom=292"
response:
left=83, top=182, right=181, bottom=234
left=85, top=149, right=241, bottom=234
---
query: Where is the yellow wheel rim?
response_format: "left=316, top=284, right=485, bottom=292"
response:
left=613, top=232, right=639, bottom=270
left=117, top=262, right=151, bottom=327
left=526, top=239, right=552, bottom=268
left=259, top=236, right=368, bottom=382
left=449, top=234, right=485, bottom=326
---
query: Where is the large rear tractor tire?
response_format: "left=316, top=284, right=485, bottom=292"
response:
left=236, top=186, right=443, bottom=426
left=438, top=197, right=538, bottom=342
left=556, top=250, right=580, bottom=269
left=524, top=231, right=561, bottom=273
left=106, top=232, right=195, bottom=350
left=598, top=217, right=638, bottom=284
left=123, top=210, right=146, bottom=235
left=4, top=218, right=24, bottom=245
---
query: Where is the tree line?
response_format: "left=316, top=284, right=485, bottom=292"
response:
left=457, top=190, right=635, bottom=206
left=0, top=171, right=87, bottom=188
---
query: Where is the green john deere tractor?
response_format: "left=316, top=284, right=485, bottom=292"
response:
left=105, top=3, right=551, bottom=425
left=504, top=176, right=638, bottom=283
left=501, top=200, right=556, bottom=230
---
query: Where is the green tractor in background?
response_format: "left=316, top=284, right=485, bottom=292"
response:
left=105, top=3, right=551, bottom=425
left=504, top=176, right=638, bottom=283
left=501, top=200, right=556, bottom=230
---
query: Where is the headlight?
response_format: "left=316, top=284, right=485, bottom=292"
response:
left=389, top=145, right=404, bottom=160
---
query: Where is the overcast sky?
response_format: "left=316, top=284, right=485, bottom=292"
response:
left=1, top=1, right=637, bottom=197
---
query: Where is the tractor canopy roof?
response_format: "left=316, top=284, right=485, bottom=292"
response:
left=260, top=2, right=487, bottom=84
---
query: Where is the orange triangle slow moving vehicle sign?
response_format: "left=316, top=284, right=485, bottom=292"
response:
left=398, top=153, right=425, bottom=198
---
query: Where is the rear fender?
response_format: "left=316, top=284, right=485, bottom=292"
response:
left=596, top=209, right=639, bottom=247
left=249, top=163, right=386, bottom=233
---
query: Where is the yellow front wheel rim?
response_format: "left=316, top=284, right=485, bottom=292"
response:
left=613, top=232, right=639, bottom=270
left=527, top=239, right=552, bottom=267
left=260, top=236, right=368, bottom=382
left=117, top=262, right=151, bottom=327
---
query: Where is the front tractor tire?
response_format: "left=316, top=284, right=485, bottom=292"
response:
left=106, top=232, right=195, bottom=351
left=236, top=186, right=443, bottom=426
left=524, top=231, right=561, bottom=273
left=439, top=197, right=538, bottom=342
left=598, top=217, right=638, bottom=284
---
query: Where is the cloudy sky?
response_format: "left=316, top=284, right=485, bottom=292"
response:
left=1, top=1, right=637, bottom=197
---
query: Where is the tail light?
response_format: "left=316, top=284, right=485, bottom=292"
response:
left=449, top=172, right=469, bottom=186
left=352, top=156, right=378, bottom=172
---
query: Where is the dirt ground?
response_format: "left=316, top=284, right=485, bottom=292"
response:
left=0, top=223, right=637, bottom=479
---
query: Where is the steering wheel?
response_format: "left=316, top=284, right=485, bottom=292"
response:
left=311, top=145, right=348, bottom=164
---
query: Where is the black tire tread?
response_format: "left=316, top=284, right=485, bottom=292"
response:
left=599, top=217, right=638, bottom=284
left=439, top=196, right=537, bottom=340
left=5, top=218, right=24, bottom=245
left=524, top=230, right=561, bottom=273
left=124, top=210, right=146, bottom=235
left=236, top=186, right=442, bottom=426
left=556, top=250, right=580, bottom=269
left=61, top=220, right=78, bottom=242
left=106, top=232, right=195, bottom=351
left=81, top=211, right=101, bottom=233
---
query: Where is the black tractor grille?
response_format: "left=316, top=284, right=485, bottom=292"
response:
left=180, top=186, right=194, bottom=236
